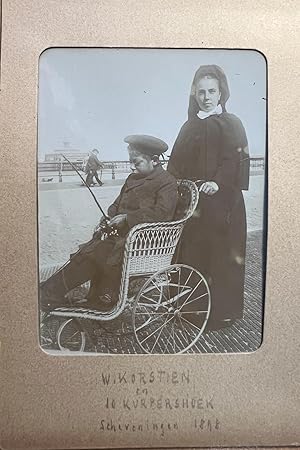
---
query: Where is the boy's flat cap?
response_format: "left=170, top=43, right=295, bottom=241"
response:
left=124, top=134, right=168, bottom=156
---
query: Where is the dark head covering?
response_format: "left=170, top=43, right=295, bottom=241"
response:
left=188, top=65, right=230, bottom=119
left=124, top=134, right=168, bottom=158
left=92, top=148, right=99, bottom=154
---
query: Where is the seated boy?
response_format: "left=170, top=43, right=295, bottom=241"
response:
left=40, top=134, right=178, bottom=312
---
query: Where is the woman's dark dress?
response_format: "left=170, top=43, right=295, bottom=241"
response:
left=168, top=112, right=250, bottom=321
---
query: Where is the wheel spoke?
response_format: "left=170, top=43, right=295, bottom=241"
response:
left=160, top=288, right=191, bottom=307
left=179, top=315, right=204, bottom=333
left=142, top=284, right=159, bottom=295
left=178, top=315, right=192, bottom=344
left=150, top=278, right=169, bottom=303
left=172, top=319, right=176, bottom=353
left=140, top=292, right=161, bottom=304
left=167, top=275, right=171, bottom=307
left=134, top=303, right=158, bottom=329
left=167, top=282, right=189, bottom=289
left=134, top=308, right=152, bottom=329
left=150, top=315, right=173, bottom=353
left=135, top=311, right=169, bottom=315
left=179, top=292, right=208, bottom=309
left=163, top=319, right=176, bottom=353
left=139, top=314, right=174, bottom=344
left=177, top=267, right=182, bottom=299
left=180, top=279, right=204, bottom=309
left=135, top=310, right=169, bottom=332
left=181, top=269, right=194, bottom=294
left=138, top=300, right=168, bottom=311
left=65, top=330, right=81, bottom=343
left=142, top=281, right=170, bottom=295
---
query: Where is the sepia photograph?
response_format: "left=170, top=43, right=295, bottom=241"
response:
left=38, top=48, right=266, bottom=354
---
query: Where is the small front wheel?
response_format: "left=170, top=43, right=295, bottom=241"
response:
left=132, top=264, right=211, bottom=354
left=57, top=318, right=86, bottom=352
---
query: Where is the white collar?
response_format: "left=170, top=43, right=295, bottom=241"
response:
left=197, top=104, right=222, bottom=120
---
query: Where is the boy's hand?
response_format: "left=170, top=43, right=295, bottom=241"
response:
left=99, top=215, right=109, bottom=226
left=108, top=214, right=127, bottom=229
left=93, top=215, right=110, bottom=234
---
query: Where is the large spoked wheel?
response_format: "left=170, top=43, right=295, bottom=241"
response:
left=57, top=318, right=86, bottom=352
left=132, top=264, right=211, bottom=354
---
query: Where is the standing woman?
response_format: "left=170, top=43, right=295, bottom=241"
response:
left=168, top=65, right=250, bottom=329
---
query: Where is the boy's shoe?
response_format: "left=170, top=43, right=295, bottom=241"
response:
left=99, top=293, right=116, bottom=309
left=85, top=291, right=117, bottom=312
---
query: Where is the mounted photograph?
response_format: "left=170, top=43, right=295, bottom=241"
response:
left=38, top=48, right=267, bottom=354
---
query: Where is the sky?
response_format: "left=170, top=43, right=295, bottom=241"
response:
left=38, top=48, right=266, bottom=161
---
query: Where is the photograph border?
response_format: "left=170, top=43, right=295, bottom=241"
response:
left=1, top=1, right=299, bottom=449
left=37, top=47, right=268, bottom=355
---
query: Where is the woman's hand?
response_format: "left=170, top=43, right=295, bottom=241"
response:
left=199, top=181, right=219, bottom=196
left=108, top=214, right=127, bottom=229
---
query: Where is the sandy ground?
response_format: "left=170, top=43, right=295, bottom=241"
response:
left=38, top=174, right=265, bottom=267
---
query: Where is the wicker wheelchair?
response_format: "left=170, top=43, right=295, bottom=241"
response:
left=40, top=180, right=211, bottom=354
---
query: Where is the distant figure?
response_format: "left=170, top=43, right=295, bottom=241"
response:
left=85, top=148, right=104, bottom=186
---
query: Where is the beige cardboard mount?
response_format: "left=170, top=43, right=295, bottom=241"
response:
left=0, top=1, right=299, bottom=449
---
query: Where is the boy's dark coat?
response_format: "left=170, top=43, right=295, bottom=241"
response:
left=74, top=165, right=178, bottom=270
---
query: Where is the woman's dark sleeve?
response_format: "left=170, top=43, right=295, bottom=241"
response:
left=214, top=115, right=250, bottom=190
left=167, top=122, right=189, bottom=179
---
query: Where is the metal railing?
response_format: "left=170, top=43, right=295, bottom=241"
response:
left=38, top=157, right=265, bottom=182
left=250, top=157, right=265, bottom=171
left=38, top=160, right=130, bottom=182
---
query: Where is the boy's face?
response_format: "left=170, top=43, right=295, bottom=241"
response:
left=128, top=149, right=156, bottom=177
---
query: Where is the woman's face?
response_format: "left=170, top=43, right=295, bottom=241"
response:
left=195, top=76, right=221, bottom=112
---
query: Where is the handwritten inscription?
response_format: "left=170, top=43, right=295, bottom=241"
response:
left=100, top=369, right=190, bottom=386
left=194, top=418, right=221, bottom=431
left=100, top=419, right=179, bottom=437
left=99, top=418, right=220, bottom=436
left=99, top=369, right=221, bottom=437
left=105, top=396, right=214, bottom=410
